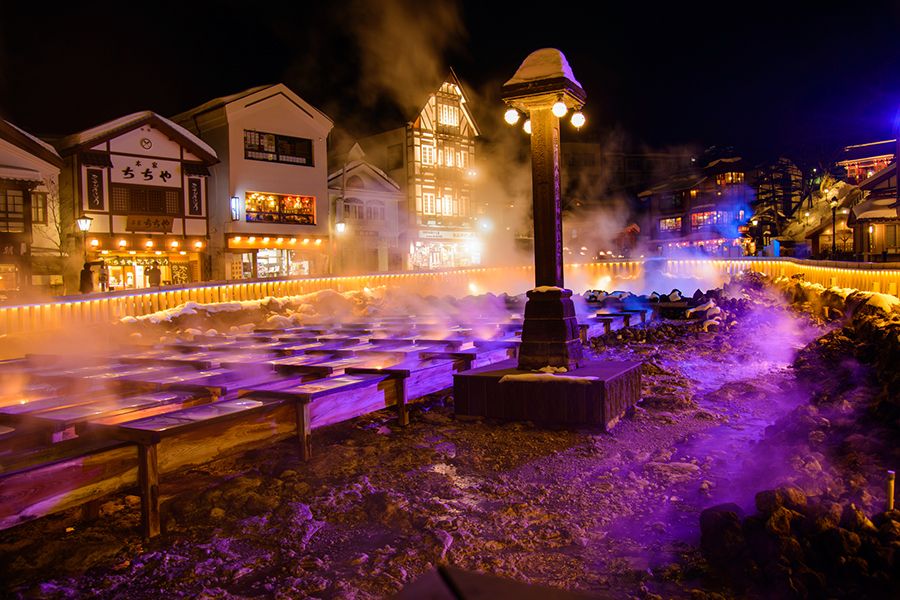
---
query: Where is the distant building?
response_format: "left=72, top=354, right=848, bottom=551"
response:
left=835, top=139, right=896, bottom=184
left=0, top=120, right=63, bottom=299
left=849, top=156, right=898, bottom=260
left=328, top=143, right=403, bottom=273
left=54, top=112, right=216, bottom=291
left=638, top=153, right=751, bottom=256
left=172, top=84, right=334, bottom=280
left=358, top=71, right=481, bottom=270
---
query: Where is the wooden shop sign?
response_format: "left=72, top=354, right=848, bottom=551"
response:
left=126, top=215, right=174, bottom=232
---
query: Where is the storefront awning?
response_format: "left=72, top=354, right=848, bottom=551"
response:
left=80, top=151, right=113, bottom=168
left=0, top=166, right=42, bottom=183
left=183, top=163, right=211, bottom=177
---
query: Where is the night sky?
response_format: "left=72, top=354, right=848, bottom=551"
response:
left=1, top=1, right=898, bottom=163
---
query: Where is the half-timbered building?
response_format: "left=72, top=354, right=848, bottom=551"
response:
left=359, top=71, right=480, bottom=270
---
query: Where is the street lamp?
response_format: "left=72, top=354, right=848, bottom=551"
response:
left=501, top=48, right=586, bottom=370
left=335, top=221, right=346, bottom=234
left=830, top=199, right=838, bottom=257
left=75, top=215, right=93, bottom=262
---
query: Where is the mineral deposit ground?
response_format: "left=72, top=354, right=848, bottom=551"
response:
left=2, top=275, right=899, bottom=599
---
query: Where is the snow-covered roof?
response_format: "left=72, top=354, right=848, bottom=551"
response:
left=170, top=85, right=273, bottom=122
left=836, top=139, right=896, bottom=164
left=504, top=48, right=582, bottom=88
left=0, top=165, right=43, bottom=182
left=328, top=159, right=400, bottom=191
left=851, top=195, right=898, bottom=222
left=54, top=111, right=218, bottom=162
left=0, top=120, right=63, bottom=167
left=171, top=83, right=333, bottom=131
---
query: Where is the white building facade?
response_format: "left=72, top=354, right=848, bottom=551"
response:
left=173, top=84, right=334, bottom=280
left=0, top=120, right=63, bottom=298
left=328, top=144, right=403, bottom=273
left=55, top=112, right=217, bottom=291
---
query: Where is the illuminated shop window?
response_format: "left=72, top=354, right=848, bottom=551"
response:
left=422, top=192, right=436, bottom=215
left=244, top=130, right=313, bottom=166
left=659, top=217, right=682, bottom=233
left=245, top=191, right=315, bottom=225
left=439, top=104, right=459, bottom=126
left=421, top=144, right=435, bottom=166
left=715, top=172, right=744, bottom=185
left=691, top=211, right=731, bottom=229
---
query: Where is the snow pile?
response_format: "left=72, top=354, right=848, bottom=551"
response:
left=779, top=180, right=859, bottom=242
left=536, top=366, right=568, bottom=374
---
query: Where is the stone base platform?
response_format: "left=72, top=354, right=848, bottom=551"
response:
left=453, top=358, right=642, bottom=430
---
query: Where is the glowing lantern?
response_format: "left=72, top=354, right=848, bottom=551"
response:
left=145, top=240, right=154, bottom=248
left=552, top=100, right=567, bottom=118
left=523, top=119, right=532, bottom=134
left=570, top=112, right=586, bottom=128
left=89, top=239, right=99, bottom=247
left=194, top=241, right=204, bottom=249
left=170, top=240, right=179, bottom=248
left=504, top=108, right=520, bottom=125
left=118, top=239, right=127, bottom=248
left=248, top=236, right=256, bottom=243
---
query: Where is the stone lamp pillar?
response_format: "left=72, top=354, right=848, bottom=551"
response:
left=502, top=49, right=587, bottom=370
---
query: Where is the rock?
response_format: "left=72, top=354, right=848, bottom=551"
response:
left=765, top=507, right=795, bottom=537
left=700, top=503, right=746, bottom=564
left=755, top=486, right=807, bottom=515
left=644, top=462, right=701, bottom=484
left=840, top=504, right=877, bottom=533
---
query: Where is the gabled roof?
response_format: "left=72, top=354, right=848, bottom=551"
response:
left=409, top=69, right=480, bottom=137
left=638, top=173, right=706, bottom=197
left=171, top=83, right=333, bottom=131
left=858, top=160, right=896, bottom=190
left=54, top=111, right=218, bottom=163
left=836, top=139, right=896, bottom=164
left=328, top=145, right=401, bottom=192
left=0, top=120, right=63, bottom=168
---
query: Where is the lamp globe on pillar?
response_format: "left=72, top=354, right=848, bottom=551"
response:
left=501, top=48, right=587, bottom=371
left=76, top=215, right=93, bottom=261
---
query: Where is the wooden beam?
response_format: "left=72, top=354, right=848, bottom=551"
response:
left=138, top=444, right=160, bottom=539
left=296, top=402, right=311, bottom=462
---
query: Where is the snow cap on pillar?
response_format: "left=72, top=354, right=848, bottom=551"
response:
left=501, top=48, right=586, bottom=111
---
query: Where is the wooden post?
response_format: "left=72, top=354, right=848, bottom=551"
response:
left=396, top=378, right=409, bottom=427
left=138, top=443, right=160, bottom=539
left=296, top=402, right=311, bottom=461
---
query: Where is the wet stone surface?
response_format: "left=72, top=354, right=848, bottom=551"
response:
left=0, top=281, right=896, bottom=599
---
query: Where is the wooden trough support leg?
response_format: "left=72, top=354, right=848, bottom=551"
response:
left=601, top=319, right=611, bottom=335
left=138, top=443, right=160, bottom=539
left=396, top=377, right=409, bottom=427
left=578, top=323, right=589, bottom=344
left=296, top=402, right=312, bottom=462
left=622, top=314, right=631, bottom=327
